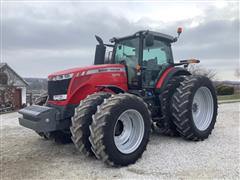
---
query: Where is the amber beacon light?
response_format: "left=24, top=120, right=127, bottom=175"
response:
left=177, top=27, right=183, bottom=37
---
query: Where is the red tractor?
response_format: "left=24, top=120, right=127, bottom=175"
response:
left=19, top=29, right=218, bottom=166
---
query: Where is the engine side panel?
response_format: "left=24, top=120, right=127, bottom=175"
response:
left=48, top=66, right=128, bottom=106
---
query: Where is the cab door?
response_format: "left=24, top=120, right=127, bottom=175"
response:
left=142, top=38, right=173, bottom=88
left=114, top=37, right=141, bottom=89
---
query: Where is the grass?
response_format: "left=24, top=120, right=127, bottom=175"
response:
left=218, top=94, right=240, bottom=101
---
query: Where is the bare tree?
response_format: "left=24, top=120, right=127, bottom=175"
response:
left=234, top=68, right=240, bottom=80
left=188, top=64, right=217, bottom=81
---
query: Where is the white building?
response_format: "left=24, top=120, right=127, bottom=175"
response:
left=0, top=63, right=28, bottom=110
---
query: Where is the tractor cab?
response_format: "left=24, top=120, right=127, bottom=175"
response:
left=94, top=30, right=177, bottom=90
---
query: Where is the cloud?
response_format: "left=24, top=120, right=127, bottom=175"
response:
left=173, top=19, right=239, bottom=59
left=5, top=49, right=93, bottom=77
left=3, top=11, right=131, bottom=50
left=1, top=1, right=239, bottom=80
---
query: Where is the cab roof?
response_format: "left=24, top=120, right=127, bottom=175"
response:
left=110, top=30, right=177, bottom=43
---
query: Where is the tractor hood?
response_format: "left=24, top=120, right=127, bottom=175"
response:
left=48, top=64, right=125, bottom=79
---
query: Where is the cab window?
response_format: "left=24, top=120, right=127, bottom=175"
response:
left=142, top=38, right=172, bottom=87
left=114, top=38, right=139, bottom=87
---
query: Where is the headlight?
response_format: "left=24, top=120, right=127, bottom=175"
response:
left=49, top=73, right=73, bottom=81
left=53, top=94, right=67, bottom=101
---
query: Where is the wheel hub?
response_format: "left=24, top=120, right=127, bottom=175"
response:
left=192, top=87, right=214, bottom=131
left=113, top=109, right=145, bottom=154
left=115, top=120, right=124, bottom=136
left=192, top=103, right=199, bottom=113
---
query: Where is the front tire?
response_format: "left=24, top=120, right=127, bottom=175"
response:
left=171, top=75, right=218, bottom=141
left=70, top=92, right=111, bottom=156
left=89, top=93, right=151, bottom=166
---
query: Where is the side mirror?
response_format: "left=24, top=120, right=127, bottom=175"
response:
left=145, top=34, right=154, bottom=47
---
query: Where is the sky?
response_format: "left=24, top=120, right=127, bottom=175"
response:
left=0, top=0, right=239, bottom=80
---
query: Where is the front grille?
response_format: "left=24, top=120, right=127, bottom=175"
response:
left=48, top=79, right=71, bottom=100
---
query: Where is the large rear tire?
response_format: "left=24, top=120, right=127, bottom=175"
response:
left=89, top=93, right=151, bottom=166
left=70, top=92, right=111, bottom=156
left=171, top=75, right=218, bottom=141
left=156, top=76, right=185, bottom=136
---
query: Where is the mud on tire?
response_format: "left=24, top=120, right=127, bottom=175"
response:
left=89, top=93, right=151, bottom=166
left=171, top=75, right=218, bottom=141
left=70, top=92, right=111, bottom=156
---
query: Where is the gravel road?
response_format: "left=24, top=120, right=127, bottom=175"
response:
left=1, top=103, right=239, bottom=179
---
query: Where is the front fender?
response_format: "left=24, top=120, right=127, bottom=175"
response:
left=96, top=85, right=126, bottom=94
left=68, top=84, right=97, bottom=105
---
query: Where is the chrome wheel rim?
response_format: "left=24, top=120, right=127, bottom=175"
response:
left=192, top=87, right=214, bottom=131
left=114, top=109, right=144, bottom=154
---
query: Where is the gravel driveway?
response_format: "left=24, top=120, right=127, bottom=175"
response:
left=1, top=103, right=239, bottom=179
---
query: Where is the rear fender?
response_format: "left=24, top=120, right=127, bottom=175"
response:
left=156, top=67, right=191, bottom=91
